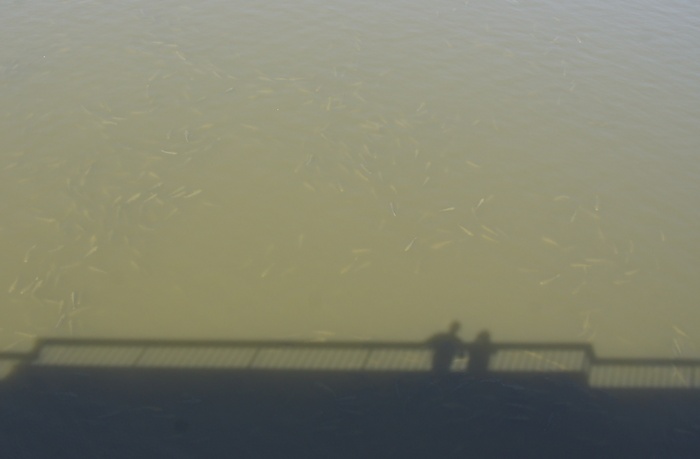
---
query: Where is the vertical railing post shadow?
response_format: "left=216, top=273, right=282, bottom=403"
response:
left=692, top=364, right=696, bottom=388
left=360, top=346, right=373, bottom=371
left=584, top=343, right=596, bottom=387
left=246, top=347, right=260, bottom=369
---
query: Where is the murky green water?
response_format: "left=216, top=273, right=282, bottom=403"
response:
left=2, top=0, right=700, bottom=358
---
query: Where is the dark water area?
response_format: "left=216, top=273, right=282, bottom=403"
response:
left=2, top=368, right=700, bottom=458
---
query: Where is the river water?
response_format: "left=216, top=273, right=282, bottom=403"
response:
left=1, top=0, right=700, bottom=359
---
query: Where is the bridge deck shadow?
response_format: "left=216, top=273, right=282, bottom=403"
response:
left=2, top=338, right=700, bottom=458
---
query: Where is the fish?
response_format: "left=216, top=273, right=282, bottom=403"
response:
left=8, top=277, right=19, bottom=293
left=541, top=237, right=559, bottom=247
left=672, top=325, right=689, bottom=338
left=23, top=244, right=38, bottom=263
left=539, top=274, right=560, bottom=286
left=481, top=225, right=498, bottom=236
left=19, top=277, right=39, bottom=295
left=459, top=225, right=474, bottom=236
left=404, top=237, right=417, bottom=252
left=431, top=240, right=453, bottom=250
left=183, top=189, right=203, bottom=198
left=126, top=192, right=142, bottom=204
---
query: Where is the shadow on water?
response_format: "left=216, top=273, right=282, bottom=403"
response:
left=2, top=331, right=700, bottom=458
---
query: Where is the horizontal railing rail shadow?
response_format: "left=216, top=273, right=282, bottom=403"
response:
left=0, top=337, right=698, bottom=389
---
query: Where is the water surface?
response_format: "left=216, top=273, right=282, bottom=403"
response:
left=2, top=0, right=700, bottom=359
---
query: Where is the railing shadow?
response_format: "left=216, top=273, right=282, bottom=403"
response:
left=1, top=336, right=699, bottom=390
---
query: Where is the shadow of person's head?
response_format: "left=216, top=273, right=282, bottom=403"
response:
left=475, top=330, right=490, bottom=344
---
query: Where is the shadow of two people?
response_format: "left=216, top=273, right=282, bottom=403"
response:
left=427, top=321, right=491, bottom=375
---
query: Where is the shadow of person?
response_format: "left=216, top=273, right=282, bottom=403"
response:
left=426, top=321, right=464, bottom=375
left=466, top=330, right=492, bottom=376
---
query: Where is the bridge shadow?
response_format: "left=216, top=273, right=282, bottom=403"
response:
left=1, top=336, right=700, bottom=458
